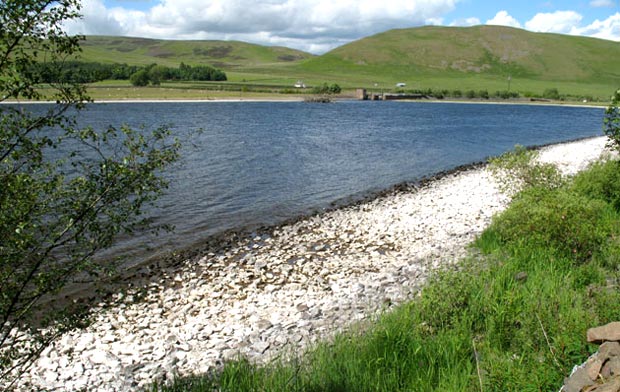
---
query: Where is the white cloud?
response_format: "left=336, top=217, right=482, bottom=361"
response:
left=525, top=10, right=583, bottom=33
left=450, top=17, right=481, bottom=27
left=485, top=11, right=522, bottom=28
left=64, top=0, right=461, bottom=53
left=590, top=0, right=615, bottom=7
left=572, top=12, right=620, bottom=41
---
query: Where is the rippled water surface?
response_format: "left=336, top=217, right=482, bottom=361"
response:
left=66, top=101, right=604, bottom=263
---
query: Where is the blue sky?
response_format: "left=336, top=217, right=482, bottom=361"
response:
left=449, top=0, right=617, bottom=24
left=66, top=0, right=620, bottom=53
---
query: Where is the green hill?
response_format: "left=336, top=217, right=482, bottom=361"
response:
left=298, top=25, right=620, bottom=97
left=78, top=36, right=313, bottom=69
left=77, top=26, right=620, bottom=99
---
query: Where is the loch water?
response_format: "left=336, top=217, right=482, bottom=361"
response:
left=56, top=101, right=605, bottom=264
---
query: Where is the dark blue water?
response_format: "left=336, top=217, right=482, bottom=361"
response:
left=69, top=101, right=603, bottom=263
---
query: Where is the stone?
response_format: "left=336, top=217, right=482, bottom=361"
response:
left=586, top=357, right=604, bottom=381
left=600, top=342, right=620, bottom=359
left=588, top=376, right=620, bottom=392
left=588, top=323, right=620, bottom=344
left=564, top=367, right=596, bottom=392
left=253, top=341, right=270, bottom=354
left=602, top=357, right=620, bottom=378
left=9, top=138, right=606, bottom=392
left=38, top=356, right=59, bottom=372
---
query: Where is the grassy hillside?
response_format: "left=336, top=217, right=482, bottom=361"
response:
left=297, top=25, right=620, bottom=97
left=77, top=26, right=620, bottom=100
left=78, top=36, right=313, bottom=69
left=308, top=25, right=620, bottom=81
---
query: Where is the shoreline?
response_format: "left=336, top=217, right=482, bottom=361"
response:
left=9, top=136, right=612, bottom=391
left=1, top=97, right=608, bottom=108
left=74, top=134, right=606, bottom=297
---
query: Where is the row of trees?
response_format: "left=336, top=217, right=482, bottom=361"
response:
left=394, top=88, right=520, bottom=100
left=32, top=61, right=227, bottom=85
left=130, top=63, right=227, bottom=86
left=394, top=87, right=597, bottom=102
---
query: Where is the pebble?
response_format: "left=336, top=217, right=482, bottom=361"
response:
left=2, top=137, right=610, bottom=391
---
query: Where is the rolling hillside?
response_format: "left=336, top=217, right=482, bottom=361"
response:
left=78, top=36, right=313, bottom=69
left=77, top=26, right=620, bottom=98
left=301, top=25, right=620, bottom=85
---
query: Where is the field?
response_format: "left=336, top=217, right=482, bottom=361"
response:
left=75, top=26, right=620, bottom=101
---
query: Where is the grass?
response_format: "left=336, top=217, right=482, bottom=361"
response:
left=152, top=149, right=620, bottom=391
left=72, top=26, right=620, bottom=100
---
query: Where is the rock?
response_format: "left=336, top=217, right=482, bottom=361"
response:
left=253, top=341, right=270, bottom=354
left=600, top=342, right=620, bottom=359
left=588, top=323, right=620, bottom=344
left=602, top=357, right=620, bottom=379
left=563, top=366, right=596, bottom=392
left=586, top=357, right=604, bottom=381
left=588, top=376, right=620, bottom=392
left=38, top=356, right=59, bottom=372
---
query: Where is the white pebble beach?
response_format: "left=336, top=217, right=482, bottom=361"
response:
left=10, top=136, right=612, bottom=391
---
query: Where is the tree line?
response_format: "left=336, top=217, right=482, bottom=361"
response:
left=32, top=61, right=227, bottom=85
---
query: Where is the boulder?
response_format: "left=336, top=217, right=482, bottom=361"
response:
left=588, top=323, right=620, bottom=344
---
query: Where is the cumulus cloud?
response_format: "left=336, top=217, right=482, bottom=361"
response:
left=572, top=12, right=620, bottom=41
left=524, top=10, right=583, bottom=33
left=486, top=10, right=522, bottom=28
left=64, top=0, right=460, bottom=53
left=590, top=0, right=615, bottom=7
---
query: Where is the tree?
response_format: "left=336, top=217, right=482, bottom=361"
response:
left=543, top=88, right=561, bottom=100
left=130, top=69, right=150, bottom=86
left=604, top=89, right=620, bottom=152
left=0, top=1, right=180, bottom=388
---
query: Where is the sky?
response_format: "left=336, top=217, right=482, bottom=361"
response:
left=64, top=0, right=620, bottom=54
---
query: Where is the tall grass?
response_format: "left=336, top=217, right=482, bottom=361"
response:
left=155, top=156, right=620, bottom=392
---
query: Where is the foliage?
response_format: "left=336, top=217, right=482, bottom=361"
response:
left=543, top=88, right=561, bottom=100
left=486, top=186, right=615, bottom=262
left=0, top=0, right=180, bottom=387
left=32, top=61, right=140, bottom=83
left=311, top=83, right=341, bottom=95
left=488, top=145, right=564, bottom=197
left=603, top=88, right=620, bottom=152
left=32, top=60, right=227, bottom=86
left=127, top=63, right=227, bottom=86
left=571, top=159, right=620, bottom=211
left=130, top=69, right=150, bottom=86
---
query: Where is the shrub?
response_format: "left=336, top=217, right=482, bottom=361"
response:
left=452, top=89, right=462, bottom=98
left=543, top=88, right=561, bottom=100
left=603, top=89, right=620, bottom=152
left=466, top=90, right=476, bottom=99
left=479, top=89, right=489, bottom=99
left=488, top=145, right=564, bottom=197
left=488, top=186, right=615, bottom=263
left=572, top=159, right=620, bottom=211
left=130, top=69, right=150, bottom=86
left=311, top=83, right=342, bottom=95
